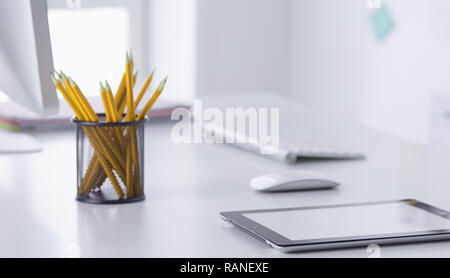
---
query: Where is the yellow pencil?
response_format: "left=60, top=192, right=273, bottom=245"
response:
left=126, top=145, right=134, bottom=197
left=81, top=98, right=106, bottom=192
left=101, top=81, right=124, bottom=146
left=53, top=75, right=124, bottom=199
left=104, top=81, right=120, bottom=122
left=129, top=49, right=135, bottom=69
left=103, top=80, right=124, bottom=147
left=53, top=74, right=95, bottom=195
left=58, top=71, right=89, bottom=120
left=86, top=73, right=138, bottom=192
left=54, top=52, right=168, bottom=201
left=70, top=78, right=125, bottom=172
left=69, top=78, right=99, bottom=122
left=59, top=74, right=90, bottom=121
left=134, top=69, right=155, bottom=108
left=117, top=72, right=138, bottom=119
left=114, top=72, right=127, bottom=118
left=125, top=51, right=142, bottom=195
left=100, top=82, right=111, bottom=121
left=125, top=52, right=135, bottom=121
left=51, top=74, right=82, bottom=119
left=85, top=82, right=121, bottom=195
left=67, top=76, right=126, bottom=184
left=137, top=76, right=168, bottom=120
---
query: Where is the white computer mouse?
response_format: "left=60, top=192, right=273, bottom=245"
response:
left=250, top=170, right=339, bottom=192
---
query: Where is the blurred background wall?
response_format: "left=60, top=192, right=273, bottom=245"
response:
left=45, top=0, right=450, bottom=145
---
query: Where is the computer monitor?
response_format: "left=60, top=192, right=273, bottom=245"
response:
left=0, top=0, right=58, bottom=115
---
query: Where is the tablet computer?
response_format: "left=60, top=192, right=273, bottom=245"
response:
left=220, top=199, right=450, bottom=252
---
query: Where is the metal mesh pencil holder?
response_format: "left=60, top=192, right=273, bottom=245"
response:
left=73, top=114, right=148, bottom=204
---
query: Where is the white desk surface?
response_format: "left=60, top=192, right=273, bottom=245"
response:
left=1, top=112, right=450, bottom=258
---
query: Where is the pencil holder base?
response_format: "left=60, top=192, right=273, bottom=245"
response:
left=77, top=192, right=145, bottom=205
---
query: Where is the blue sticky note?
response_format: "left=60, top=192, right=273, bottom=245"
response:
left=369, top=4, right=394, bottom=41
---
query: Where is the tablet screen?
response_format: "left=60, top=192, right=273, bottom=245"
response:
left=243, top=202, right=450, bottom=241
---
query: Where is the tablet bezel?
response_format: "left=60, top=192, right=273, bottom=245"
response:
left=220, top=199, right=450, bottom=248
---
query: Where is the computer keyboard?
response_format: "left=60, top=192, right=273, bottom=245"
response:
left=281, top=138, right=364, bottom=160
left=203, top=123, right=365, bottom=164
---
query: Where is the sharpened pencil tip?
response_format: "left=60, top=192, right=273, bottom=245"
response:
left=104, top=80, right=111, bottom=91
left=99, top=82, right=105, bottom=92
left=69, top=77, right=76, bottom=87
left=159, top=76, right=168, bottom=90
left=59, top=70, right=68, bottom=81
left=50, top=74, right=59, bottom=85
